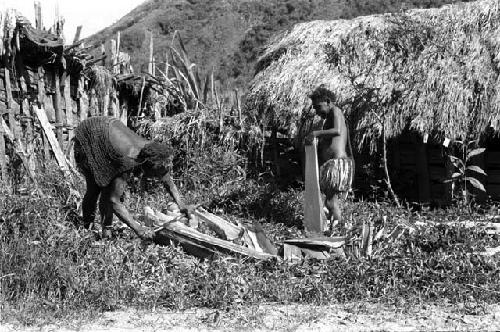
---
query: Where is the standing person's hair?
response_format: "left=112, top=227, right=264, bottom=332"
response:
left=309, top=84, right=337, bottom=103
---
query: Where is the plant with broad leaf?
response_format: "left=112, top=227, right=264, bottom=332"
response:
left=446, top=139, right=486, bottom=204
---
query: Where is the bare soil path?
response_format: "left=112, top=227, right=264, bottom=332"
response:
left=2, top=302, right=500, bottom=331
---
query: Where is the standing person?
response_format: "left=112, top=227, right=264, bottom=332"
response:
left=306, top=85, right=354, bottom=234
left=74, top=116, right=194, bottom=240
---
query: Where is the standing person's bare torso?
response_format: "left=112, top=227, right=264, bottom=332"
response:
left=318, top=107, right=348, bottom=165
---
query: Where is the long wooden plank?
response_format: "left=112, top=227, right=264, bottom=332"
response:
left=53, top=71, right=63, bottom=148
left=4, top=67, right=16, bottom=140
left=303, top=139, right=326, bottom=234
left=0, top=121, right=5, bottom=181
left=154, top=222, right=277, bottom=260
left=33, top=105, right=70, bottom=173
left=146, top=206, right=276, bottom=260
left=36, top=66, right=50, bottom=163
left=193, top=207, right=243, bottom=241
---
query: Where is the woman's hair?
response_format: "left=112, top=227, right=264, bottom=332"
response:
left=309, top=84, right=336, bottom=103
left=137, top=141, right=174, bottom=169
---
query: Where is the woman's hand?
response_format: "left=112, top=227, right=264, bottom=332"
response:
left=180, top=204, right=200, bottom=218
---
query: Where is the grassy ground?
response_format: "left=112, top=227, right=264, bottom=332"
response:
left=1, top=160, right=500, bottom=328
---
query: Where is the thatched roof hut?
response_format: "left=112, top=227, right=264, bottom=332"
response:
left=246, top=0, right=500, bottom=147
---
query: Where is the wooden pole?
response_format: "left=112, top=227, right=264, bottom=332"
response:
left=89, top=88, right=98, bottom=116
left=3, top=67, right=16, bottom=142
left=53, top=70, right=63, bottom=148
left=34, top=1, right=42, bottom=30
left=110, top=39, right=117, bottom=74
left=100, top=43, right=106, bottom=66
left=148, top=31, right=154, bottom=75
left=72, top=26, right=82, bottom=44
left=37, top=66, right=50, bottom=162
left=116, top=31, right=121, bottom=73
left=0, top=118, right=6, bottom=181
left=63, top=72, right=74, bottom=163
left=77, top=75, right=88, bottom=121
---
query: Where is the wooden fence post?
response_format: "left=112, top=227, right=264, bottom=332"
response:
left=53, top=70, right=63, bottom=148
left=148, top=31, right=154, bottom=75
left=37, top=66, right=50, bottom=162
left=63, top=71, right=74, bottom=163
left=78, top=75, right=88, bottom=121
left=73, top=25, right=82, bottom=45
left=0, top=119, right=6, bottom=181
left=34, top=1, right=42, bottom=30
left=4, top=67, right=16, bottom=142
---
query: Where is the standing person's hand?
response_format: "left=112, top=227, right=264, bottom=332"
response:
left=305, top=132, right=317, bottom=145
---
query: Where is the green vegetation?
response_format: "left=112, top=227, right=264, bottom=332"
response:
left=2, top=122, right=500, bottom=325
left=2, top=0, right=500, bottom=327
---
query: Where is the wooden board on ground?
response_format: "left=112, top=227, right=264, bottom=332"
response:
left=283, top=237, right=346, bottom=261
left=154, top=221, right=278, bottom=260
left=193, top=207, right=243, bottom=241
left=303, top=139, right=326, bottom=234
left=146, top=206, right=278, bottom=260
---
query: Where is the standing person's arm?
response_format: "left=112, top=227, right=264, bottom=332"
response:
left=312, top=108, right=342, bottom=138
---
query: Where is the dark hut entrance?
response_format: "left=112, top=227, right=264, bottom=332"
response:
left=387, top=130, right=452, bottom=205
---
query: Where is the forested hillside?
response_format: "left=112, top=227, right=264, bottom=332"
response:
left=85, top=0, right=472, bottom=90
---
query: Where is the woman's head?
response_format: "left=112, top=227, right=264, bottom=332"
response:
left=137, top=141, right=174, bottom=177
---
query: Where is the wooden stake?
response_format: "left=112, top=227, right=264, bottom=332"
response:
left=37, top=66, right=50, bottom=162
left=53, top=70, right=63, bottom=148
left=116, top=32, right=121, bottom=73
left=0, top=120, right=6, bottom=181
left=77, top=75, right=88, bottom=121
left=3, top=67, right=16, bottom=141
left=33, top=106, right=71, bottom=174
left=100, top=43, right=106, bottom=66
left=34, top=1, right=42, bottom=30
left=148, top=31, right=154, bottom=75
left=72, top=26, right=82, bottom=44
left=103, top=92, right=110, bottom=116
left=110, top=39, right=117, bottom=74
left=63, top=72, right=74, bottom=164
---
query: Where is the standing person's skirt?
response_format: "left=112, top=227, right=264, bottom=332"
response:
left=319, top=157, right=354, bottom=197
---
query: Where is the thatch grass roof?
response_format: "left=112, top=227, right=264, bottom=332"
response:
left=246, top=0, right=500, bottom=146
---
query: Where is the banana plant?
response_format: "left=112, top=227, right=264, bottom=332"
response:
left=446, top=139, right=487, bottom=204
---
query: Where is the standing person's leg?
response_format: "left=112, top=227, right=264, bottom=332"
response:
left=325, top=193, right=341, bottom=234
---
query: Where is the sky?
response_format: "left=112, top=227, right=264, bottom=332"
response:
left=0, top=0, right=145, bottom=43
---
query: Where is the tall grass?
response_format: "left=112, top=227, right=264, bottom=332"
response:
left=2, top=160, right=500, bottom=326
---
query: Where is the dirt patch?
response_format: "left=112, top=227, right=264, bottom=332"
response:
left=2, top=302, right=500, bottom=331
